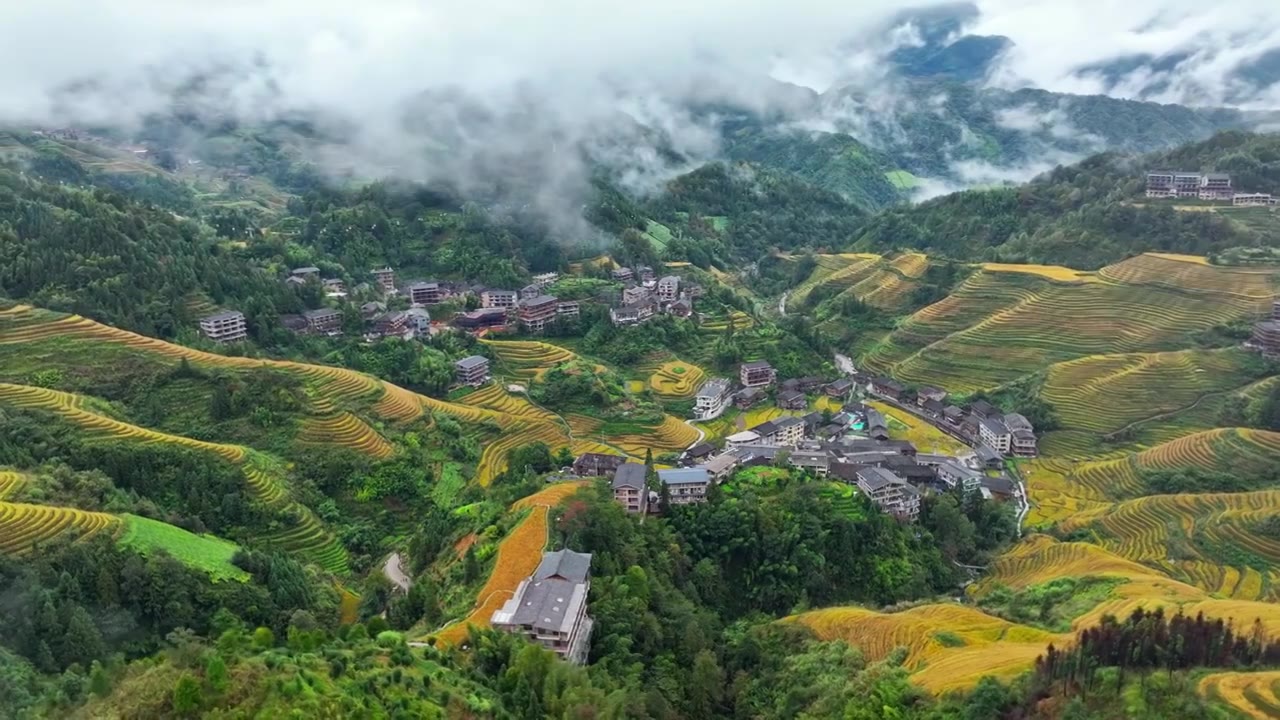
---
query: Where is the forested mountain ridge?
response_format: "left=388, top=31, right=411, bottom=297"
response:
left=850, top=130, right=1280, bottom=268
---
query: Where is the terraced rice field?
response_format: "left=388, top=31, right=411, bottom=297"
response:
left=432, top=482, right=588, bottom=646
left=699, top=311, right=755, bottom=333
left=297, top=412, right=396, bottom=458
left=788, top=254, right=883, bottom=307
left=1057, top=488, right=1280, bottom=600
left=474, top=419, right=579, bottom=486
left=860, top=254, right=1276, bottom=394
left=608, top=416, right=702, bottom=456
left=646, top=360, right=707, bottom=399
left=980, top=263, right=1098, bottom=282
left=458, top=383, right=559, bottom=424
left=1199, top=671, right=1280, bottom=718
left=0, top=501, right=121, bottom=555
left=851, top=253, right=929, bottom=310
left=0, top=382, right=351, bottom=574
left=1025, top=429, right=1280, bottom=527
left=787, top=604, right=1063, bottom=693
left=1040, top=348, right=1269, bottom=456
left=482, top=339, right=577, bottom=382
left=0, top=470, right=25, bottom=500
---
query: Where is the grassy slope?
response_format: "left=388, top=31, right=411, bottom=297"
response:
left=118, top=514, right=249, bottom=581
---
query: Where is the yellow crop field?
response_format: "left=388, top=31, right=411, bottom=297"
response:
left=482, top=339, right=577, bottom=381
left=789, top=254, right=883, bottom=307
left=980, top=263, right=1097, bottom=283
left=1100, top=253, right=1278, bottom=300
left=647, top=360, right=707, bottom=399
left=0, top=470, right=25, bottom=500
left=0, top=501, right=121, bottom=555
left=608, top=415, right=701, bottom=456
left=786, top=604, right=1064, bottom=693
left=432, top=481, right=588, bottom=646
left=1199, top=671, right=1280, bottom=718
left=974, top=534, right=1169, bottom=592
left=1058, top=488, right=1280, bottom=600
left=699, top=311, right=755, bottom=333
left=459, top=383, right=558, bottom=424
left=859, top=257, right=1275, bottom=394
left=297, top=412, right=395, bottom=458
left=867, top=401, right=967, bottom=454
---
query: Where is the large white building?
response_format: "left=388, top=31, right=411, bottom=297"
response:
left=199, top=311, right=247, bottom=344
left=693, top=378, right=732, bottom=420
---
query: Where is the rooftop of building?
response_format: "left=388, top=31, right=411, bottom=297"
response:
left=658, top=467, right=710, bottom=485
left=534, top=549, right=592, bottom=583
left=455, top=355, right=489, bottom=370
left=612, top=463, right=646, bottom=490
left=201, top=310, right=243, bottom=322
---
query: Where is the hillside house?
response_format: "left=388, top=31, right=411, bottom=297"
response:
left=532, top=272, right=559, bottom=288
left=681, top=442, right=716, bottom=465
left=323, top=279, right=347, bottom=297
left=693, top=378, right=732, bottom=420
left=1235, top=193, right=1276, bottom=207
left=454, top=307, right=509, bottom=332
left=968, top=400, right=999, bottom=419
left=290, top=266, right=320, bottom=279
left=921, top=398, right=945, bottom=418
left=981, top=476, right=1021, bottom=502
left=1005, top=413, right=1038, bottom=457
left=1199, top=173, right=1233, bottom=201
left=610, top=297, right=658, bottom=326
left=573, top=453, right=625, bottom=477
left=610, top=267, right=634, bottom=282
left=740, top=360, right=776, bottom=388
left=972, top=444, right=1004, bottom=469
left=935, top=460, right=984, bottom=492
left=1252, top=301, right=1280, bottom=357
left=864, top=408, right=890, bottom=441
left=854, top=467, right=920, bottom=520
left=482, top=289, right=518, bottom=309
left=491, top=550, right=594, bottom=664
left=725, top=430, right=761, bottom=448
left=520, top=284, right=541, bottom=300
left=777, top=389, right=806, bottom=410
left=303, top=308, right=342, bottom=335
left=519, top=295, right=560, bottom=333
left=658, top=467, right=711, bottom=505
left=869, top=377, right=905, bottom=400
left=657, top=276, right=680, bottom=302
left=621, top=285, right=651, bottom=305
left=942, top=405, right=965, bottom=426
left=611, top=464, right=648, bottom=514
left=557, top=301, right=580, bottom=319
left=704, top=452, right=741, bottom=481
left=372, top=311, right=408, bottom=337
left=788, top=450, right=831, bottom=476
left=371, top=267, right=396, bottom=294
left=407, top=281, right=449, bottom=306
left=733, top=387, right=766, bottom=409
left=635, top=266, right=656, bottom=283
left=454, top=355, right=491, bottom=387
left=668, top=298, right=693, bottom=318
left=405, top=308, right=431, bottom=335
left=825, top=378, right=855, bottom=398
left=916, top=387, right=947, bottom=405
left=360, top=301, right=387, bottom=320
left=199, top=311, right=247, bottom=344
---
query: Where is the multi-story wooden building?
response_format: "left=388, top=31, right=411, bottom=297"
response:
left=199, top=311, right=247, bottom=344
left=491, top=550, right=594, bottom=664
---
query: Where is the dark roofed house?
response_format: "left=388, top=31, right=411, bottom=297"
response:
left=658, top=467, right=711, bottom=505
left=573, top=453, right=626, bottom=477
left=454, top=355, right=491, bottom=387
left=535, top=549, right=593, bottom=583
left=921, top=398, right=945, bottom=418
left=777, top=389, right=806, bottom=410
left=682, top=442, right=715, bottom=465
left=870, top=377, right=905, bottom=400
left=981, top=475, right=1020, bottom=501
left=973, top=444, right=1003, bottom=469
left=942, top=405, right=965, bottom=425
left=969, top=400, right=999, bottom=419
left=279, top=314, right=307, bottom=333
left=303, top=308, right=342, bottom=335
left=825, top=378, right=855, bottom=397
left=611, top=463, right=648, bottom=514
left=733, top=386, right=766, bottom=409
left=740, top=360, right=776, bottom=388
left=916, top=386, right=947, bottom=405
left=864, top=408, right=890, bottom=441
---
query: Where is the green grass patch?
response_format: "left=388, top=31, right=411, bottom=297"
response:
left=884, top=170, right=922, bottom=190
left=643, top=220, right=675, bottom=250
left=932, top=630, right=966, bottom=648
left=432, top=462, right=467, bottom=508
left=977, top=576, right=1124, bottom=632
left=119, top=515, right=249, bottom=582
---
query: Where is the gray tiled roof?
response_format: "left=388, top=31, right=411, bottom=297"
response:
left=612, top=463, right=646, bottom=490
left=455, top=355, right=489, bottom=370
left=856, top=466, right=904, bottom=491
left=534, top=549, right=592, bottom=583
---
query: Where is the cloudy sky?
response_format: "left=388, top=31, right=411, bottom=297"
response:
left=3, top=0, right=1279, bottom=211
left=7, top=0, right=1280, bottom=127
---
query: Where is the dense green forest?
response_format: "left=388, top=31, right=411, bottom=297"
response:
left=850, top=131, right=1280, bottom=267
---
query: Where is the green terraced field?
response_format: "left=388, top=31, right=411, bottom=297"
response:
left=119, top=514, right=249, bottom=582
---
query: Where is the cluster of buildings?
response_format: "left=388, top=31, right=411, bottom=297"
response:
left=693, top=362, right=857, bottom=422
left=1252, top=300, right=1280, bottom=358
left=1145, top=171, right=1276, bottom=206
left=572, top=393, right=1024, bottom=522
left=608, top=268, right=702, bottom=326
left=866, top=377, right=1037, bottom=458
left=491, top=549, right=594, bottom=664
